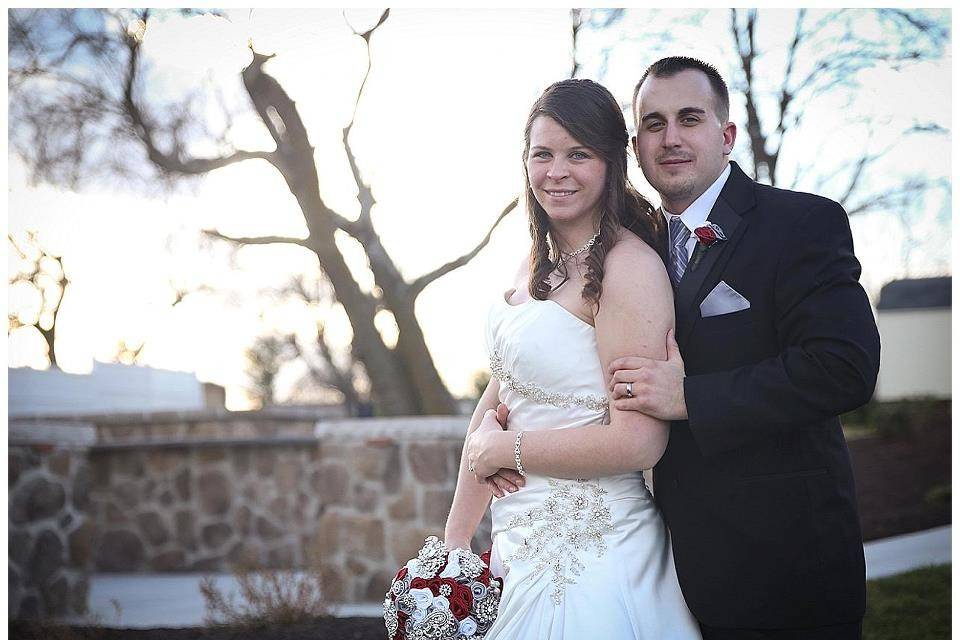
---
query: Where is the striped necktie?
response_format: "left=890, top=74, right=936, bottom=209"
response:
left=668, top=216, right=691, bottom=287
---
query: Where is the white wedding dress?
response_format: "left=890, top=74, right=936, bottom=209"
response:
left=482, top=291, right=701, bottom=639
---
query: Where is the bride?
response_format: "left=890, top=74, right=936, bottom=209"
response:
left=442, top=79, right=701, bottom=639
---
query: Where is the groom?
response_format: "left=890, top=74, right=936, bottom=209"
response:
left=608, top=57, right=881, bottom=638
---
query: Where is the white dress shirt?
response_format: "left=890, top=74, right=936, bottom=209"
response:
left=661, top=162, right=731, bottom=259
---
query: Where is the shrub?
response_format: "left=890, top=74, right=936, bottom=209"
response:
left=199, top=558, right=330, bottom=628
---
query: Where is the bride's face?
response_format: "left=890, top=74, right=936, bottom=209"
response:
left=526, top=116, right=607, bottom=226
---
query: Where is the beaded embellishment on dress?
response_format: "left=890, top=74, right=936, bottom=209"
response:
left=503, top=479, right=614, bottom=605
left=489, top=350, right=608, bottom=412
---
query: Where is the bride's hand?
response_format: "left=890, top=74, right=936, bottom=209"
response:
left=466, top=409, right=508, bottom=481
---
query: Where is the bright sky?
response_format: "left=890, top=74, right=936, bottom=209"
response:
left=7, top=9, right=952, bottom=409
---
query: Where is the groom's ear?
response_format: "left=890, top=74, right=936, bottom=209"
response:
left=631, top=135, right=640, bottom=163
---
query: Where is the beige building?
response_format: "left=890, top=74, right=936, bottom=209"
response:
left=874, top=277, right=951, bottom=401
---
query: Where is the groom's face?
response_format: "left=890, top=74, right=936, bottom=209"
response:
left=633, top=69, right=736, bottom=214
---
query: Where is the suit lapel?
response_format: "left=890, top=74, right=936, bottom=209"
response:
left=674, top=162, right=756, bottom=347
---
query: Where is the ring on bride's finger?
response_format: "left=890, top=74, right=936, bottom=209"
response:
left=468, top=461, right=475, bottom=472
left=626, top=382, right=633, bottom=398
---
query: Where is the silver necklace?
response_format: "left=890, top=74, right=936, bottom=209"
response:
left=560, top=230, right=601, bottom=263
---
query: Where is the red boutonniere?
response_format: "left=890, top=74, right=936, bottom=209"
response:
left=689, top=222, right=727, bottom=271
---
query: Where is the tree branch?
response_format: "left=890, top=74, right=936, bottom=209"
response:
left=202, top=229, right=310, bottom=247
left=409, top=197, right=518, bottom=296
left=341, top=9, right=390, bottom=233
left=116, top=12, right=280, bottom=178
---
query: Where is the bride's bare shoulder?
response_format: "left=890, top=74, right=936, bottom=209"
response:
left=604, top=231, right=665, bottom=274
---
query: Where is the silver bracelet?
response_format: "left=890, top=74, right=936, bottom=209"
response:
left=514, top=431, right=526, bottom=477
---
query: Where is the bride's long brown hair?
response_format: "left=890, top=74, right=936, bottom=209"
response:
left=523, top=79, right=664, bottom=310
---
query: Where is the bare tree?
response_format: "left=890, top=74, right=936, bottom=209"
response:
left=244, top=333, right=291, bottom=408
left=9, top=8, right=518, bottom=415
left=728, top=8, right=948, bottom=214
left=8, top=232, right=68, bottom=368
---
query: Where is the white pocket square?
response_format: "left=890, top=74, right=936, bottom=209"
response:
left=700, top=280, right=750, bottom=318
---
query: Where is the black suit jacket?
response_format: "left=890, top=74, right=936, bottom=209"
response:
left=653, top=162, right=880, bottom=629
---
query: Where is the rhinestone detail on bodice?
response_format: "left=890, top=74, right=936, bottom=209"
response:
left=489, top=350, right=609, bottom=412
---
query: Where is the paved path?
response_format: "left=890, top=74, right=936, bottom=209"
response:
left=68, top=525, right=951, bottom=628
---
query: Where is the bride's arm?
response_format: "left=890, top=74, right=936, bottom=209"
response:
left=466, top=241, right=674, bottom=479
left=443, top=377, right=504, bottom=551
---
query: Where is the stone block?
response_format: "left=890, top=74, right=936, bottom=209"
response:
left=90, top=455, right=111, bottom=489
left=175, top=510, right=198, bottom=551
left=96, top=529, right=145, bottom=571
left=115, top=482, right=139, bottom=510
left=348, top=443, right=399, bottom=483
left=266, top=544, right=296, bottom=568
left=232, top=449, right=252, bottom=476
left=315, top=511, right=342, bottom=554
left=387, top=489, right=417, bottom=521
left=311, top=463, right=349, bottom=506
left=174, top=467, right=192, bottom=501
left=226, top=540, right=260, bottom=568
left=18, top=594, right=40, bottom=620
left=234, top=505, right=252, bottom=535
left=159, top=490, right=174, bottom=506
left=41, top=574, right=69, bottom=616
left=407, top=443, right=449, bottom=484
left=143, top=478, right=157, bottom=500
left=46, top=451, right=72, bottom=478
left=255, top=450, right=276, bottom=476
left=9, top=448, right=36, bottom=486
left=276, top=458, right=299, bottom=493
left=70, top=577, right=89, bottom=616
left=193, top=422, right=224, bottom=439
left=256, top=516, right=283, bottom=540
left=11, top=476, right=66, bottom=523
left=197, top=447, right=226, bottom=464
left=146, top=449, right=181, bottom=475
left=345, top=556, right=367, bottom=575
left=10, top=530, right=32, bottom=566
left=69, top=520, right=96, bottom=568
left=365, top=569, right=395, bottom=603
left=150, top=549, right=187, bottom=571
left=318, top=563, right=346, bottom=603
left=421, top=488, right=455, bottom=527
left=352, top=483, right=380, bottom=512
left=268, top=496, right=289, bottom=521
left=338, top=515, right=384, bottom=560
left=114, top=452, right=144, bottom=477
left=189, top=556, right=223, bottom=572
left=106, top=503, right=129, bottom=525
left=198, top=470, right=230, bottom=516
left=202, top=523, right=233, bottom=549
left=28, top=529, right=63, bottom=584
left=388, top=525, right=438, bottom=566
left=71, top=464, right=90, bottom=511
left=137, top=512, right=170, bottom=547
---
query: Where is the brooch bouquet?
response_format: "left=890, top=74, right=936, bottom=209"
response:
left=384, top=536, right=502, bottom=640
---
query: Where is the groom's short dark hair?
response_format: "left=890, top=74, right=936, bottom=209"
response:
left=633, top=56, right=730, bottom=123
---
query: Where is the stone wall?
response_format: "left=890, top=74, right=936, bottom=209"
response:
left=9, top=409, right=486, bottom=620
left=9, top=443, right=92, bottom=619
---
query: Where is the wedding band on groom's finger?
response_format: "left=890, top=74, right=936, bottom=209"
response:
left=626, top=382, right=633, bottom=398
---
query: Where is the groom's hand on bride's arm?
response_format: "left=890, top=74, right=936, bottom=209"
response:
left=607, top=329, right=688, bottom=421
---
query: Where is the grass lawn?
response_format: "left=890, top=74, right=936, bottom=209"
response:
left=863, top=564, right=950, bottom=639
